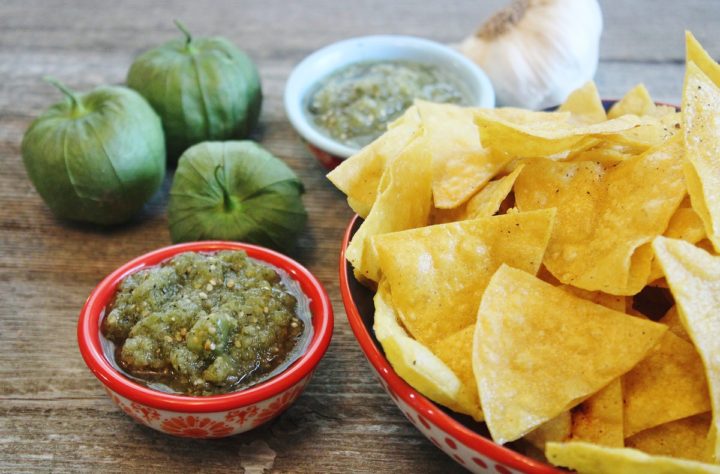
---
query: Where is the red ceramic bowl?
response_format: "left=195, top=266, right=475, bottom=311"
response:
left=78, top=241, right=333, bottom=438
left=340, top=217, right=559, bottom=473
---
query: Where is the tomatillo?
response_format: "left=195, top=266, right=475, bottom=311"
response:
left=168, top=141, right=307, bottom=251
left=21, top=78, right=166, bottom=225
left=127, top=21, right=262, bottom=162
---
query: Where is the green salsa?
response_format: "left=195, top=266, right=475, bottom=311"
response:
left=307, top=60, right=470, bottom=149
left=101, top=250, right=308, bottom=396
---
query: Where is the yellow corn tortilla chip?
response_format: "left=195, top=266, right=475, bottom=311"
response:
left=560, top=285, right=626, bottom=313
left=525, top=412, right=572, bottom=450
left=623, top=330, right=710, bottom=437
left=473, top=265, right=667, bottom=443
left=546, top=441, right=720, bottom=474
left=430, top=325, right=483, bottom=421
left=659, top=305, right=691, bottom=343
left=375, top=209, right=555, bottom=347
left=607, top=84, right=657, bottom=119
left=415, top=100, right=512, bottom=209
left=515, top=136, right=686, bottom=295
left=326, top=106, right=421, bottom=218
left=558, top=81, right=607, bottom=124
left=626, top=413, right=714, bottom=463
left=373, top=280, right=481, bottom=419
left=345, top=138, right=433, bottom=284
left=431, top=165, right=524, bottom=224
left=474, top=108, right=643, bottom=159
left=682, top=62, right=720, bottom=253
left=652, top=236, right=720, bottom=461
left=687, top=31, right=720, bottom=88
left=649, top=202, right=707, bottom=282
left=570, top=378, right=624, bottom=447
left=567, top=142, right=635, bottom=166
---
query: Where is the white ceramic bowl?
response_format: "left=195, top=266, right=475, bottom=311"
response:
left=284, top=35, right=495, bottom=168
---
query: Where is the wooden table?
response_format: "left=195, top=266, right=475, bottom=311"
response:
left=1, top=1, right=717, bottom=472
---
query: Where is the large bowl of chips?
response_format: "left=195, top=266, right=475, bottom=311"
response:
left=340, top=216, right=563, bottom=473
left=335, top=32, right=720, bottom=474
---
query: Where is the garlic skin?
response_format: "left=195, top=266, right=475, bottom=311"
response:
left=459, top=0, right=603, bottom=110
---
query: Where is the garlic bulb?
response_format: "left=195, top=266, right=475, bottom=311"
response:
left=459, top=0, right=602, bottom=110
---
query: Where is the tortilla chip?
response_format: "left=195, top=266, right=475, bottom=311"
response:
left=431, top=165, right=524, bottom=224
left=623, top=330, right=711, bottom=437
left=626, top=413, right=714, bottom=463
left=374, top=209, right=555, bottom=347
left=473, top=265, right=667, bottom=443
left=649, top=203, right=707, bottom=282
left=345, top=138, right=433, bottom=283
left=559, top=81, right=607, bottom=124
left=682, top=62, right=720, bottom=253
left=560, top=285, right=627, bottom=313
left=373, top=280, right=481, bottom=419
left=515, top=136, right=686, bottom=295
left=652, top=236, right=720, bottom=461
left=430, top=325, right=483, bottom=420
left=571, top=379, right=624, bottom=447
left=546, top=441, right=720, bottom=474
left=607, top=84, right=657, bottom=119
left=687, top=31, right=720, bottom=88
left=659, top=305, right=691, bottom=343
left=474, top=108, right=644, bottom=159
left=326, top=106, right=421, bottom=217
left=525, top=412, right=572, bottom=450
left=415, top=100, right=511, bottom=209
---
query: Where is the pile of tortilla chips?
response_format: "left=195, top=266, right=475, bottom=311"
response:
left=328, top=31, right=720, bottom=474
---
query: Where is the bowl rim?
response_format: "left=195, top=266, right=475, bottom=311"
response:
left=78, top=240, right=333, bottom=413
left=339, top=215, right=562, bottom=474
left=284, top=34, right=496, bottom=160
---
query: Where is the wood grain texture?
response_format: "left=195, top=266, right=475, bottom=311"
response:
left=0, top=1, right=717, bottom=472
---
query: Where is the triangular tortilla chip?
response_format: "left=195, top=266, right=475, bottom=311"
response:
left=682, top=62, right=720, bottom=253
left=659, top=305, right=691, bottom=343
left=374, top=209, right=555, bottom=347
left=431, top=165, right=524, bottom=224
left=559, top=81, right=607, bottom=124
left=546, top=441, right=720, bottom=474
left=649, top=201, right=707, bottom=282
left=687, top=31, right=720, bottom=88
left=626, top=413, right=714, bottom=463
left=623, top=330, right=711, bottom=437
left=415, top=100, right=511, bottom=209
left=525, top=412, right=572, bottom=450
left=373, top=280, right=481, bottom=419
left=474, top=108, right=644, bottom=159
left=473, top=265, right=667, bottom=443
left=345, top=138, right=433, bottom=283
left=607, top=84, right=657, bottom=119
left=571, top=378, right=624, bottom=447
left=515, top=136, right=685, bottom=295
left=430, top=325, right=483, bottom=420
left=652, top=236, right=720, bottom=461
left=326, top=106, right=421, bottom=218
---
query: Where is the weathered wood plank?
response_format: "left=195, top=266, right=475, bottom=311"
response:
left=0, top=0, right=716, bottom=472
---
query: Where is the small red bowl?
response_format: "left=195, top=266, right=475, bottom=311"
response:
left=78, top=241, right=333, bottom=438
left=340, top=216, right=561, bottom=473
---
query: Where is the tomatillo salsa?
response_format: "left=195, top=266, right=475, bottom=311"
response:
left=101, top=250, right=309, bottom=396
left=307, top=60, right=470, bottom=149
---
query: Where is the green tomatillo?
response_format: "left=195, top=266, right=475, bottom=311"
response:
left=127, top=21, right=262, bottom=162
left=21, top=78, right=166, bottom=225
left=168, top=141, right=307, bottom=251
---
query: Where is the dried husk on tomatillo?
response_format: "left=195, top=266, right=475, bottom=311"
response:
left=127, top=21, right=262, bottom=162
left=21, top=78, right=165, bottom=225
left=168, top=141, right=307, bottom=251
